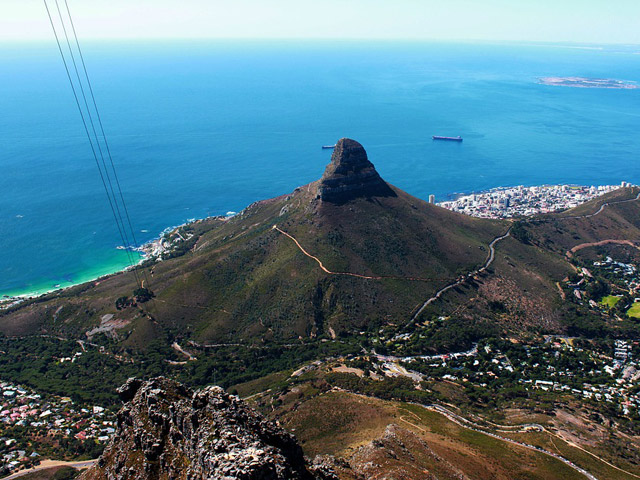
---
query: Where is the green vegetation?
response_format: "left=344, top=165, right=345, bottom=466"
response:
left=0, top=181, right=506, bottom=345
left=325, top=372, right=437, bottom=404
left=52, top=468, right=80, bottom=480
left=627, top=302, right=640, bottom=318
left=132, top=287, right=154, bottom=303
left=0, top=335, right=360, bottom=404
left=600, top=295, right=622, bottom=309
left=14, top=467, right=79, bottom=480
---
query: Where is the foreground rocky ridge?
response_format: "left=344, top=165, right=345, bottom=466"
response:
left=81, top=378, right=330, bottom=480
left=83, top=379, right=464, bottom=480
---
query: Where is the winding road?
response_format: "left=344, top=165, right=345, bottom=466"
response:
left=406, top=228, right=511, bottom=326
left=409, top=403, right=599, bottom=480
left=561, top=190, right=640, bottom=220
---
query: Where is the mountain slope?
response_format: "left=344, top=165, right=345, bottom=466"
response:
left=0, top=139, right=506, bottom=344
left=2, top=139, right=639, bottom=350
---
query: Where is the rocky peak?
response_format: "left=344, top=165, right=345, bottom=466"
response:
left=81, top=378, right=333, bottom=480
left=318, top=138, right=395, bottom=203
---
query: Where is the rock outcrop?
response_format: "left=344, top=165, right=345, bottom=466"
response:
left=81, top=378, right=332, bottom=480
left=318, top=138, right=395, bottom=203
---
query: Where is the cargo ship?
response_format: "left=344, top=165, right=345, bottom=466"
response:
left=432, top=135, right=463, bottom=142
left=322, top=144, right=336, bottom=149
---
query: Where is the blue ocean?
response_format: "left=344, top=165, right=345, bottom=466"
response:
left=1, top=41, right=640, bottom=296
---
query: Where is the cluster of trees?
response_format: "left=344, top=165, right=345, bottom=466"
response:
left=325, top=372, right=437, bottom=404
left=391, top=317, right=500, bottom=355
left=0, top=334, right=361, bottom=406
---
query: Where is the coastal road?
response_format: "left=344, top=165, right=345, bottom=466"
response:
left=2, top=459, right=96, bottom=480
left=406, top=227, right=512, bottom=327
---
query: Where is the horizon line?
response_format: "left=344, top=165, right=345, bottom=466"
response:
left=1, top=37, right=639, bottom=47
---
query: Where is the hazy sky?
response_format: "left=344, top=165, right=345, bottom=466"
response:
left=2, top=0, right=640, bottom=44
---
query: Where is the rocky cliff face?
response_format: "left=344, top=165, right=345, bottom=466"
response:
left=81, top=378, right=332, bottom=480
left=318, top=138, right=395, bottom=203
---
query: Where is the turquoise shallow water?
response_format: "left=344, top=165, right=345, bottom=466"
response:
left=1, top=40, right=640, bottom=295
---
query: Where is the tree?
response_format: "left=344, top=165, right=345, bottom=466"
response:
left=585, top=280, right=609, bottom=300
left=115, top=296, right=131, bottom=310
left=133, top=288, right=155, bottom=303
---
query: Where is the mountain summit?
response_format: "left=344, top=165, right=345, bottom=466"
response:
left=0, top=138, right=509, bottom=343
left=318, top=138, right=395, bottom=203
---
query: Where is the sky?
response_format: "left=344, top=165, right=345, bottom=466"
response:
left=2, top=0, right=640, bottom=44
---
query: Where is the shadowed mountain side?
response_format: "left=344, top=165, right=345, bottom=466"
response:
left=318, top=138, right=396, bottom=203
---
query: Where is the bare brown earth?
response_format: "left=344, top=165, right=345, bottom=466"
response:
left=567, top=239, right=639, bottom=258
left=276, top=391, right=598, bottom=480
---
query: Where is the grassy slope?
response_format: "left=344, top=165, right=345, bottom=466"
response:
left=0, top=181, right=506, bottom=344
left=627, top=303, right=640, bottom=318
left=528, top=187, right=640, bottom=256
left=2, top=185, right=639, bottom=350
left=277, top=390, right=605, bottom=480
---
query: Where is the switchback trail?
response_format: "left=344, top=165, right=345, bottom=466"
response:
left=274, top=225, right=512, bottom=326
left=406, top=228, right=511, bottom=327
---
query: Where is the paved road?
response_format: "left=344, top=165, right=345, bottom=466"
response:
left=2, top=460, right=96, bottom=480
left=561, top=190, right=640, bottom=220
left=407, top=227, right=511, bottom=326
left=408, top=403, right=598, bottom=480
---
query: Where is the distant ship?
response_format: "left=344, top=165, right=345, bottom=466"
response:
left=432, top=135, right=463, bottom=142
left=322, top=144, right=337, bottom=149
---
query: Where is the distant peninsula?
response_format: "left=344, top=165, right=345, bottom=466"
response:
left=539, top=76, right=639, bottom=89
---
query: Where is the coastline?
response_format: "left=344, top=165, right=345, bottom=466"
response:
left=0, top=213, right=236, bottom=309
left=0, top=251, right=145, bottom=307
left=0, top=183, right=632, bottom=309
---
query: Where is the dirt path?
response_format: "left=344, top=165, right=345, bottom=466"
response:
left=172, top=341, right=197, bottom=360
left=341, top=390, right=600, bottom=480
left=410, top=404, right=598, bottom=480
left=566, top=239, right=639, bottom=258
left=273, top=225, right=442, bottom=282
left=2, top=459, right=96, bottom=480
left=422, top=403, right=640, bottom=480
